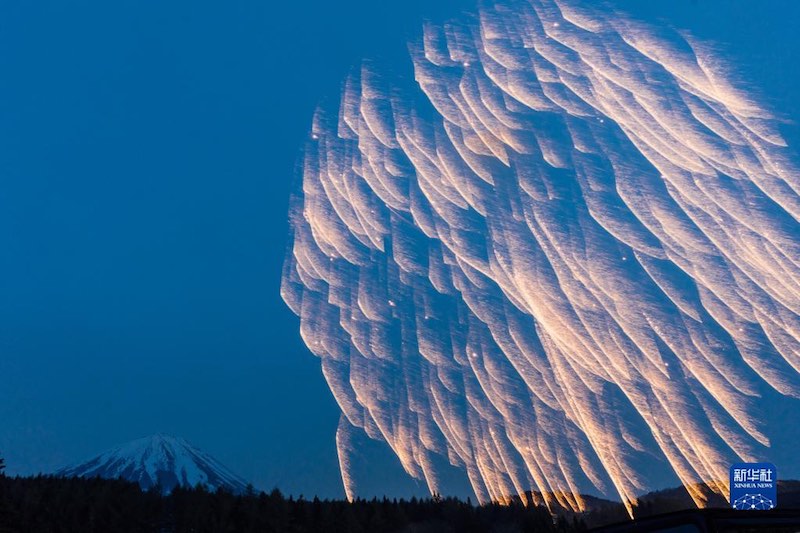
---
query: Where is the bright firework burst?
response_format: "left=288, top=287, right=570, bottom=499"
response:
left=282, top=0, right=800, bottom=514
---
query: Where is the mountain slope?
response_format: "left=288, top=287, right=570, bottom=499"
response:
left=56, top=434, right=249, bottom=494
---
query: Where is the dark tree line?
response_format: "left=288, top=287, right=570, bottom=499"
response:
left=9, top=453, right=785, bottom=532
left=0, top=473, right=588, bottom=533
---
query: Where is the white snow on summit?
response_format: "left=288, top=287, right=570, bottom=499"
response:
left=57, top=434, right=250, bottom=494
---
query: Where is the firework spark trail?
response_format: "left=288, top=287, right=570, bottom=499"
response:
left=281, top=0, right=800, bottom=512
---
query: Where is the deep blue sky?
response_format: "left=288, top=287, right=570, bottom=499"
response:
left=1, top=0, right=799, bottom=498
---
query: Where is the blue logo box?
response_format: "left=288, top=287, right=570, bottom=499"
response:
left=730, top=462, right=777, bottom=510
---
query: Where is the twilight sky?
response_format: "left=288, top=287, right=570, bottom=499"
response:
left=1, top=0, right=799, bottom=499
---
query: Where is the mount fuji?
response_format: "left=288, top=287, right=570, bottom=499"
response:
left=56, top=434, right=250, bottom=494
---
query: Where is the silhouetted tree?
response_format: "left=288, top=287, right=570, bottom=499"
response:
left=0, top=474, right=596, bottom=533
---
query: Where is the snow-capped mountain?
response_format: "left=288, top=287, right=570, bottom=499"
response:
left=56, top=434, right=250, bottom=494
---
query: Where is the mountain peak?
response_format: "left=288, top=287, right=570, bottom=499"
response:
left=57, top=434, right=250, bottom=494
